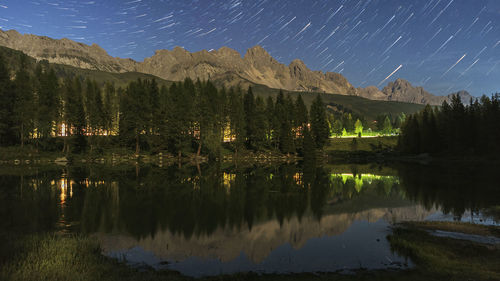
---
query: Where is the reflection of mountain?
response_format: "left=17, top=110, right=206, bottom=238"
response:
left=96, top=205, right=435, bottom=264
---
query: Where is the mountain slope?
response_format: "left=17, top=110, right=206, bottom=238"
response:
left=0, top=45, right=172, bottom=88
left=0, top=29, right=470, bottom=105
left=0, top=45, right=423, bottom=121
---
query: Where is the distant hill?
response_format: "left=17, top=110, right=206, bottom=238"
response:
left=250, top=84, right=424, bottom=121
left=0, top=29, right=472, bottom=105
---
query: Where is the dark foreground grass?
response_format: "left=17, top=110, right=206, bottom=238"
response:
left=388, top=222, right=500, bottom=281
left=0, top=233, right=185, bottom=281
left=0, top=232, right=422, bottom=281
left=1, top=221, right=499, bottom=281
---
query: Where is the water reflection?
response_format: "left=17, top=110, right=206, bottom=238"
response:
left=0, top=162, right=498, bottom=276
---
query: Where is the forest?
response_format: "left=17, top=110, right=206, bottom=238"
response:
left=0, top=52, right=424, bottom=160
left=398, top=94, right=500, bottom=157
left=0, top=53, right=333, bottom=158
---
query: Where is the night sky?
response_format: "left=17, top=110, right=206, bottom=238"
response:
left=1, top=0, right=499, bottom=96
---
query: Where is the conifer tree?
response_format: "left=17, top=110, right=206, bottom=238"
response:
left=63, top=77, right=86, bottom=153
left=295, top=95, right=308, bottom=129
left=254, top=96, right=268, bottom=149
left=229, top=87, right=246, bottom=155
left=383, top=116, right=392, bottom=135
left=354, top=119, right=363, bottom=137
left=310, top=94, right=329, bottom=149
left=302, top=126, right=316, bottom=161
left=35, top=63, right=59, bottom=147
left=333, top=120, right=343, bottom=137
left=243, top=86, right=257, bottom=149
left=265, top=96, right=275, bottom=147
left=13, top=54, right=35, bottom=148
left=103, top=82, right=116, bottom=134
left=0, top=54, right=15, bottom=146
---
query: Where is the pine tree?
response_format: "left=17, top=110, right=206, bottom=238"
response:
left=63, top=77, right=86, bottom=153
left=229, top=87, right=246, bottom=156
left=419, top=105, right=437, bottom=153
left=265, top=96, right=275, bottom=147
left=13, top=54, right=35, bottom=148
left=394, top=113, right=406, bottom=129
left=302, top=126, right=316, bottom=161
left=155, top=84, right=170, bottom=151
left=345, top=113, right=354, bottom=133
left=254, top=96, right=268, bottom=149
left=310, top=95, right=329, bottom=149
left=295, top=95, right=308, bottom=129
left=147, top=79, right=161, bottom=151
left=243, top=86, right=257, bottom=149
left=0, top=53, right=15, bottom=146
left=383, top=116, right=392, bottom=135
left=103, top=82, right=116, bottom=134
left=274, top=92, right=294, bottom=154
left=120, top=79, right=149, bottom=154
left=333, top=120, right=343, bottom=137
left=85, top=79, right=104, bottom=151
left=294, top=95, right=308, bottom=151
left=354, top=119, right=363, bottom=137
left=273, top=90, right=285, bottom=150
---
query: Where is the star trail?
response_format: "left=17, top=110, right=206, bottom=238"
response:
left=0, top=0, right=499, bottom=96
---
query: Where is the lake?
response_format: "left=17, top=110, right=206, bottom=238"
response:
left=1, top=162, right=499, bottom=277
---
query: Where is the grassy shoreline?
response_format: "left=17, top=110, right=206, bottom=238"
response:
left=2, top=136, right=499, bottom=166
left=0, top=146, right=303, bottom=166
left=1, top=221, right=499, bottom=281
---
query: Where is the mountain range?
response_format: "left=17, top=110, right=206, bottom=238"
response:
left=0, top=29, right=473, bottom=105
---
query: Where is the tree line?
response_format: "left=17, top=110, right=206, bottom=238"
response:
left=0, top=53, right=330, bottom=158
left=398, top=94, right=500, bottom=157
left=327, top=106, right=406, bottom=137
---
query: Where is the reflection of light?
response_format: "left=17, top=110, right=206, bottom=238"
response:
left=56, top=178, right=74, bottom=204
left=329, top=173, right=399, bottom=194
left=354, top=177, right=363, bottom=192
left=223, top=173, right=236, bottom=191
left=223, top=125, right=235, bottom=142
left=60, top=179, right=67, bottom=204
left=293, top=172, right=303, bottom=186
left=61, top=123, right=67, bottom=136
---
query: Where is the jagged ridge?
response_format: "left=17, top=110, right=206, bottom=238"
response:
left=0, top=29, right=471, bottom=105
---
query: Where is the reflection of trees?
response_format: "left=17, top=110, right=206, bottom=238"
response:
left=396, top=164, right=500, bottom=218
left=68, top=164, right=335, bottom=239
left=13, top=163, right=492, bottom=239
left=0, top=170, right=61, bottom=233
left=68, top=164, right=406, bottom=239
left=327, top=173, right=401, bottom=204
left=0, top=164, right=407, bottom=239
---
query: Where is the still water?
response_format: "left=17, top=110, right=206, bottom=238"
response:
left=1, top=162, right=499, bottom=277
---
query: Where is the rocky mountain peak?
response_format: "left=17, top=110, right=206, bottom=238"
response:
left=390, top=78, right=413, bottom=89
left=289, top=59, right=307, bottom=68
left=172, top=46, right=188, bottom=54
left=244, top=45, right=271, bottom=59
left=215, top=46, right=241, bottom=58
left=0, top=29, right=474, bottom=105
left=448, top=90, right=475, bottom=104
